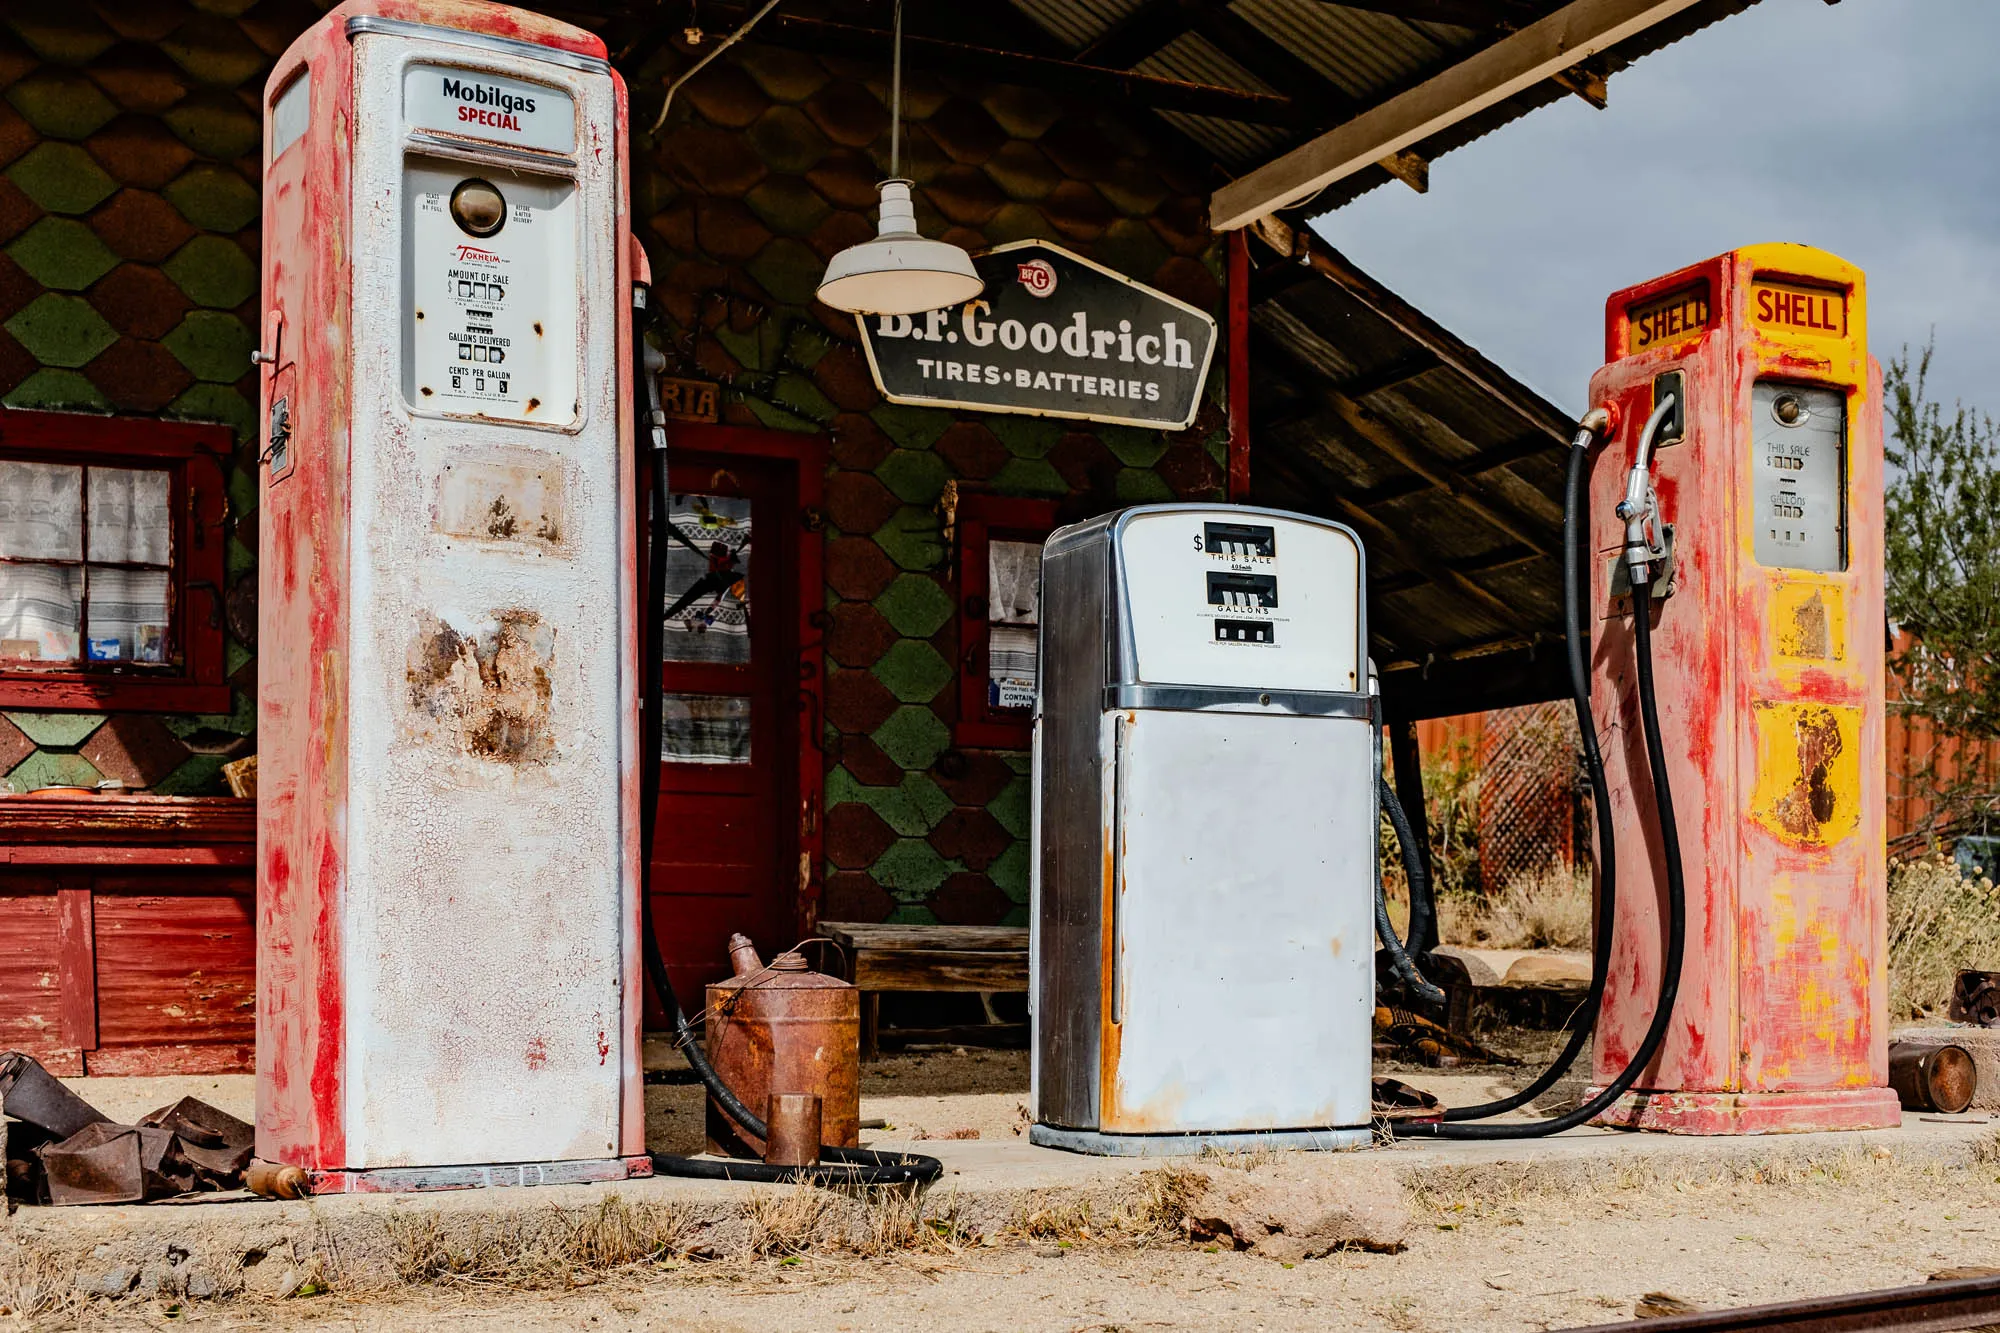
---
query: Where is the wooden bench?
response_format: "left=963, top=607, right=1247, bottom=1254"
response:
left=819, top=921, right=1030, bottom=1059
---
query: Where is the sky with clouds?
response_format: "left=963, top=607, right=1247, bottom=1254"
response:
left=1311, top=0, right=2000, bottom=420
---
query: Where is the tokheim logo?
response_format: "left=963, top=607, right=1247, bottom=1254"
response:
left=1016, top=259, right=1057, bottom=298
left=454, top=244, right=501, bottom=263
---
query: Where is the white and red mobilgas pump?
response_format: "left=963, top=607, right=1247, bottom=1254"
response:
left=254, top=0, right=645, bottom=1190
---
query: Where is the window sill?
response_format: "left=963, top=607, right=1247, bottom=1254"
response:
left=0, top=674, right=231, bottom=714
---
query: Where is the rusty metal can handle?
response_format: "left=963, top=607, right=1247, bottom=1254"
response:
left=764, top=1093, right=822, bottom=1168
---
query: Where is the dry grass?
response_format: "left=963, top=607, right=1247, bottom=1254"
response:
left=1405, top=1145, right=1969, bottom=1227
left=385, top=1194, right=695, bottom=1289
left=1004, top=1166, right=1207, bottom=1248
left=0, top=1245, right=86, bottom=1321
left=1887, top=853, right=2000, bottom=1019
left=745, top=1179, right=974, bottom=1259
left=1437, top=862, right=1592, bottom=951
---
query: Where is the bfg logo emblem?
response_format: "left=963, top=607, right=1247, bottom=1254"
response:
left=1016, top=259, right=1057, bottom=298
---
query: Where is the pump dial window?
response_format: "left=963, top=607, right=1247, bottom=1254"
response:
left=449, top=178, right=507, bottom=238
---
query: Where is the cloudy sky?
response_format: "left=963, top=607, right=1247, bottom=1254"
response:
left=1313, top=0, right=2000, bottom=420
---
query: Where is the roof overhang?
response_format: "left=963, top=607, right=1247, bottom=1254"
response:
left=1210, top=0, right=1718, bottom=230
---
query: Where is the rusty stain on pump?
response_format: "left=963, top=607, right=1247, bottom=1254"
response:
left=404, top=608, right=557, bottom=764
left=1750, top=702, right=1859, bottom=845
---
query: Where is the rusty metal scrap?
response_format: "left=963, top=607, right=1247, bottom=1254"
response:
left=1558, top=1269, right=2000, bottom=1332
left=138, top=1096, right=255, bottom=1186
left=1371, top=1076, right=1444, bottom=1125
left=1889, top=1041, right=1977, bottom=1115
left=1949, top=970, right=2000, bottom=1027
left=1, top=1051, right=257, bottom=1206
left=41, top=1122, right=195, bottom=1206
left=0, top=1050, right=111, bottom=1139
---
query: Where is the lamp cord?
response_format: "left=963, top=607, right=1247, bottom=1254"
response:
left=889, top=0, right=903, bottom=178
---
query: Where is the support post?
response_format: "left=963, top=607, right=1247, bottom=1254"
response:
left=1226, top=229, right=1251, bottom=502
left=1387, top=717, right=1437, bottom=954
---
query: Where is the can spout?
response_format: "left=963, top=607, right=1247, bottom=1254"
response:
left=727, top=933, right=763, bottom=977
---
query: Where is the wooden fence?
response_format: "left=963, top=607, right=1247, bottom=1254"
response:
left=1408, top=696, right=1996, bottom=869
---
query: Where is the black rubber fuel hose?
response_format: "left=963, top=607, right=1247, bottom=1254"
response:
left=1436, top=419, right=1619, bottom=1121
left=1399, top=563, right=1685, bottom=1139
left=628, top=313, right=940, bottom=1185
left=1375, top=773, right=1446, bottom=1008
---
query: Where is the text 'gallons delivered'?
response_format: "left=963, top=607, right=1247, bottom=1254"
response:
left=859, top=241, right=1217, bottom=431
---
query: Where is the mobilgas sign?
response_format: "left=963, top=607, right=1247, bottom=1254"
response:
left=404, top=65, right=576, bottom=155
left=859, top=241, right=1217, bottom=431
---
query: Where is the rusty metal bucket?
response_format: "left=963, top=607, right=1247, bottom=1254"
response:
left=704, top=935, right=860, bottom=1159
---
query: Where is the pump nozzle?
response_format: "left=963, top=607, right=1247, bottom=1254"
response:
left=1616, top=395, right=1676, bottom=585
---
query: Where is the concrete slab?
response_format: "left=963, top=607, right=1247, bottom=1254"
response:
left=12, top=1050, right=1995, bottom=1306
left=9, top=1083, right=1995, bottom=1305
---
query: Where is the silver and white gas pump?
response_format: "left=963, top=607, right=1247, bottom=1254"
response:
left=1030, top=505, right=1378, bottom=1155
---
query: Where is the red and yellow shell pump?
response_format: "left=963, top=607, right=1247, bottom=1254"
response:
left=1585, top=244, right=1898, bottom=1134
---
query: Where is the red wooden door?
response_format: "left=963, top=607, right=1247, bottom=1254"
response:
left=648, top=451, right=801, bottom=1016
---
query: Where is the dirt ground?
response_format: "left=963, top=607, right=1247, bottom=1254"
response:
left=27, top=1144, right=2000, bottom=1331
left=25, top=1040, right=2000, bottom=1331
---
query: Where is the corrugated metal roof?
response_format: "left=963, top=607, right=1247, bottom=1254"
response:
left=1004, top=0, right=1138, bottom=53
left=1229, top=0, right=1464, bottom=103
left=1243, top=231, right=1584, bottom=717
left=1001, top=0, right=1764, bottom=181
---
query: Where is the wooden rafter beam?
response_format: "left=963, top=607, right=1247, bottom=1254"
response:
left=1210, top=0, right=1708, bottom=228
left=1248, top=220, right=1574, bottom=446
left=1252, top=327, right=1560, bottom=551
left=1258, top=440, right=1524, bottom=630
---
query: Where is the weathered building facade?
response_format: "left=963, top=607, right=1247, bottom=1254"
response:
left=0, top=0, right=1749, bottom=1072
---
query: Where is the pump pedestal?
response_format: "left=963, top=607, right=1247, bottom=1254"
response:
left=1588, top=1088, right=1903, bottom=1136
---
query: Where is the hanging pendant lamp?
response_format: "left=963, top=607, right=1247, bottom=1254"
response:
left=815, top=1, right=983, bottom=316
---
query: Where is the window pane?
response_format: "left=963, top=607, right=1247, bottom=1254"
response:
left=989, top=540, right=1042, bottom=625
left=0, top=461, right=83, bottom=560
left=0, top=563, right=82, bottom=662
left=86, top=467, right=172, bottom=565
left=85, top=566, right=170, bottom=662
left=661, top=693, right=751, bottom=765
left=989, top=624, right=1038, bottom=712
left=661, top=493, right=751, bottom=664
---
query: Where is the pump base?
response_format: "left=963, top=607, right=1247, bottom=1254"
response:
left=1029, top=1125, right=1371, bottom=1157
left=306, top=1155, right=653, bottom=1194
left=1587, top=1087, right=1902, bottom=1135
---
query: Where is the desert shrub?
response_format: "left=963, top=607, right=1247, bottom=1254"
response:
left=1436, top=862, right=1591, bottom=951
left=1887, top=854, right=2000, bottom=1019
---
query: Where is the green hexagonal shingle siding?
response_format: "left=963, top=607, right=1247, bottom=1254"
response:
left=0, top=15, right=1233, bottom=922
left=0, top=1, right=267, bottom=798
left=643, top=44, right=1230, bottom=927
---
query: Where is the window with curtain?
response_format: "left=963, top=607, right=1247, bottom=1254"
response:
left=0, top=411, right=230, bottom=712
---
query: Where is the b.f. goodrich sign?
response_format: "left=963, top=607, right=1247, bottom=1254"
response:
left=858, top=241, right=1217, bottom=431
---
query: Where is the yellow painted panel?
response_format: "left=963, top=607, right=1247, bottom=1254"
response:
left=1771, top=580, right=1846, bottom=662
left=1749, top=702, right=1863, bottom=847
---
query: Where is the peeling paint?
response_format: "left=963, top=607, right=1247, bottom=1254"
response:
left=404, top=608, right=558, bottom=766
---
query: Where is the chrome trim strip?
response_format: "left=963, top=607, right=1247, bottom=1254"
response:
left=1107, top=684, right=1373, bottom=718
left=346, top=15, right=612, bottom=75
left=406, top=128, right=576, bottom=169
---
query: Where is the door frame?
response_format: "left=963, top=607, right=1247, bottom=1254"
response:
left=659, top=421, right=826, bottom=943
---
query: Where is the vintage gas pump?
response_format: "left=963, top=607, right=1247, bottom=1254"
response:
left=1586, top=245, right=1898, bottom=1133
left=1031, top=506, right=1378, bottom=1155
left=253, top=1, right=646, bottom=1187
